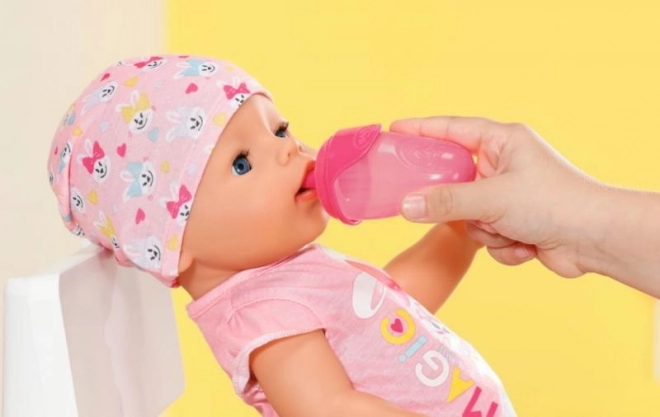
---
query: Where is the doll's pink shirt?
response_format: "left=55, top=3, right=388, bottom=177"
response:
left=187, top=245, right=516, bottom=417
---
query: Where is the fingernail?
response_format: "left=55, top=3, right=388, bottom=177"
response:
left=402, top=195, right=427, bottom=220
left=515, top=246, right=531, bottom=259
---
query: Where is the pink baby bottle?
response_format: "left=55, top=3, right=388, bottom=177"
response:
left=303, top=124, right=476, bottom=225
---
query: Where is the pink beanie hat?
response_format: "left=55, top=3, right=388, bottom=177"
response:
left=47, top=55, right=271, bottom=287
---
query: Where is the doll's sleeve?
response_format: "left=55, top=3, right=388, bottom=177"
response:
left=224, top=298, right=325, bottom=396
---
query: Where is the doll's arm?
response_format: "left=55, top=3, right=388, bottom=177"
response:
left=384, top=222, right=481, bottom=314
left=251, top=330, right=426, bottom=417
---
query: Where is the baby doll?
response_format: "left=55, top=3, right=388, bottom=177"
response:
left=47, top=54, right=516, bottom=417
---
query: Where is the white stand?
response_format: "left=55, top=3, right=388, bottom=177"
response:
left=3, top=245, right=184, bottom=417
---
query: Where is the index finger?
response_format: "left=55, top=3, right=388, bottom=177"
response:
left=389, top=116, right=508, bottom=153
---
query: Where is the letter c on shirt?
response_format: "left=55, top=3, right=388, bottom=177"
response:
left=415, top=350, right=450, bottom=387
left=380, top=308, right=415, bottom=345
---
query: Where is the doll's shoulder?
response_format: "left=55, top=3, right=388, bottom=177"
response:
left=254, top=244, right=357, bottom=276
left=294, top=244, right=367, bottom=269
left=222, top=245, right=365, bottom=309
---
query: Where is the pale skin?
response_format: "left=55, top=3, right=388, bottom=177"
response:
left=176, top=95, right=480, bottom=417
left=394, top=116, right=660, bottom=298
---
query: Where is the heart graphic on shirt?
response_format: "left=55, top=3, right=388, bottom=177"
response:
left=185, top=83, right=198, bottom=94
left=135, top=209, right=146, bottom=225
left=88, top=190, right=98, bottom=205
left=160, top=161, right=170, bottom=173
left=124, top=76, right=138, bottom=87
left=166, top=235, right=179, bottom=250
left=72, top=126, right=83, bottom=137
left=116, top=143, right=127, bottom=157
left=101, top=73, right=110, bottom=82
left=446, top=366, right=474, bottom=402
left=390, top=318, right=404, bottom=334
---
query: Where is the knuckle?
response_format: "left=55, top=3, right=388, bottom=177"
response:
left=428, top=186, right=455, bottom=218
left=513, top=122, right=537, bottom=138
left=507, top=122, right=529, bottom=133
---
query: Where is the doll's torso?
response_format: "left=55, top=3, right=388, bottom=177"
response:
left=187, top=244, right=516, bottom=417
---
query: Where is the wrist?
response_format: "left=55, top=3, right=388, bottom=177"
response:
left=575, top=183, right=650, bottom=280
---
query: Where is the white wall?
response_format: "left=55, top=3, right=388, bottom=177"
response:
left=0, top=0, right=164, bottom=407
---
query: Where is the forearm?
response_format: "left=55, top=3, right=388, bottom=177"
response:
left=579, top=186, right=660, bottom=297
left=325, top=389, right=425, bottom=417
left=385, top=222, right=481, bottom=313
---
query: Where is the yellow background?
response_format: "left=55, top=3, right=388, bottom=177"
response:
left=164, top=1, right=660, bottom=416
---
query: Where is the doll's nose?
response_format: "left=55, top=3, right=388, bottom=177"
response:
left=278, top=137, right=303, bottom=165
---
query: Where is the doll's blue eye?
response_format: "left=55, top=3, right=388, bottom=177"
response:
left=232, top=154, right=251, bottom=176
left=275, top=127, right=287, bottom=138
left=275, top=122, right=289, bottom=138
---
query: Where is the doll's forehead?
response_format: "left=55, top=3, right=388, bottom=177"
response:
left=213, top=95, right=292, bottom=151
left=238, top=94, right=279, bottom=121
left=259, top=96, right=285, bottom=121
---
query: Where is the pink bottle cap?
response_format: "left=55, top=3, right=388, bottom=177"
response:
left=309, top=125, right=383, bottom=225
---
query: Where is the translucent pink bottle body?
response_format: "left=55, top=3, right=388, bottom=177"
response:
left=306, top=124, right=476, bottom=225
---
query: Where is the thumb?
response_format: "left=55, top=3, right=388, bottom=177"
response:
left=401, top=176, right=506, bottom=223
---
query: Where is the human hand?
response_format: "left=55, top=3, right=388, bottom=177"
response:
left=392, top=116, right=606, bottom=278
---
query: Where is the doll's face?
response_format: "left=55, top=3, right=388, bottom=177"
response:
left=180, top=94, right=328, bottom=276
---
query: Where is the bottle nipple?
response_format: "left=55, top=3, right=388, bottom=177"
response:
left=302, top=169, right=316, bottom=189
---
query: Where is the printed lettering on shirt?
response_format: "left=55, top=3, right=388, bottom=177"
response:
left=447, top=366, right=474, bottom=402
left=415, top=350, right=450, bottom=387
left=341, top=249, right=505, bottom=415
left=398, top=336, right=428, bottom=363
left=463, top=386, right=499, bottom=417
left=380, top=308, right=415, bottom=345
left=348, top=258, right=456, bottom=389
left=352, top=271, right=387, bottom=319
